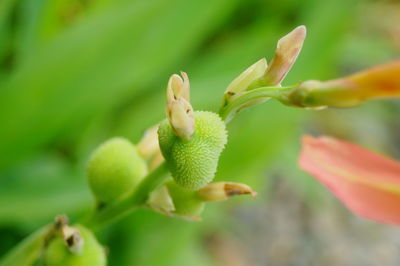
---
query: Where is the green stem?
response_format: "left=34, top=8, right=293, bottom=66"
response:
left=84, top=162, right=169, bottom=230
left=219, top=86, right=293, bottom=123
left=0, top=225, right=52, bottom=266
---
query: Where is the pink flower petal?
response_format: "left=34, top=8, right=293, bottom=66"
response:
left=299, top=135, right=400, bottom=225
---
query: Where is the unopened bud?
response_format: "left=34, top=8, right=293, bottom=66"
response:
left=262, top=25, right=306, bottom=85
left=149, top=181, right=205, bottom=221
left=197, top=182, right=256, bottom=202
left=87, top=138, right=148, bottom=205
left=224, top=58, right=268, bottom=101
left=166, top=72, right=195, bottom=140
left=137, top=125, right=165, bottom=170
left=158, top=111, right=227, bottom=190
left=280, top=60, right=400, bottom=108
left=166, top=181, right=204, bottom=221
left=147, top=185, right=175, bottom=215
left=148, top=151, right=165, bottom=171
left=167, top=98, right=195, bottom=139
left=137, top=125, right=160, bottom=160
left=167, top=72, right=190, bottom=102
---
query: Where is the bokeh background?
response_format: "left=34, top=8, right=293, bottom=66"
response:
left=1, top=0, right=400, bottom=265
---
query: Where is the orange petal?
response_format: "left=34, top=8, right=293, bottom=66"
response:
left=348, top=59, right=400, bottom=98
left=299, top=135, right=400, bottom=225
left=282, top=60, right=400, bottom=108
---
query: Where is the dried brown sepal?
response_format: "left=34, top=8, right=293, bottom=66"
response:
left=53, top=215, right=84, bottom=254
left=61, top=226, right=84, bottom=254
left=197, top=182, right=257, bottom=202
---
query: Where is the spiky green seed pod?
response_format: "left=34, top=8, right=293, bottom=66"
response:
left=166, top=181, right=204, bottom=219
left=43, top=225, right=106, bottom=266
left=158, top=111, right=227, bottom=190
left=87, top=137, right=148, bottom=205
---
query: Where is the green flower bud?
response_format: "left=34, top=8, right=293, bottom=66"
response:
left=166, top=181, right=204, bottom=220
left=87, top=137, right=148, bottom=205
left=43, top=225, right=106, bottom=266
left=224, top=58, right=267, bottom=102
left=158, top=111, right=227, bottom=190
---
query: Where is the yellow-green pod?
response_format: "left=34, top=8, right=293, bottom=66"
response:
left=158, top=111, right=227, bottom=190
left=43, top=225, right=106, bottom=266
left=87, top=137, right=148, bottom=205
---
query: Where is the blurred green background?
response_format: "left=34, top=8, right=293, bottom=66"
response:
left=1, top=0, right=399, bottom=265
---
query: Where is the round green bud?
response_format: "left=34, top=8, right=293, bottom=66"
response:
left=43, top=225, right=106, bottom=266
left=166, top=181, right=204, bottom=219
left=158, top=111, right=227, bottom=190
left=87, top=137, right=148, bottom=205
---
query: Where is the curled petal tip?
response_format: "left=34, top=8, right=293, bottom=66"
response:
left=180, top=71, right=190, bottom=101
left=166, top=72, right=194, bottom=139
left=167, top=72, right=190, bottom=102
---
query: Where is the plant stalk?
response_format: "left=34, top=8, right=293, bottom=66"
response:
left=219, top=86, right=293, bottom=123
left=0, top=225, right=52, bottom=266
left=84, top=161, right=169, bottom=230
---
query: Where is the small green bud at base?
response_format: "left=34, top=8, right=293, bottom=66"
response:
left=147, top=185, right=175, bottom=215
left=43, top=225, right=106, bottom=266
left=166, top=181, right=204, bottom=220
left=87, top=137, right=148, bottom=205
left=158, top=111, right=227, bottom=190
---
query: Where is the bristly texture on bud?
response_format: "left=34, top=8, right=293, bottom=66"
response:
left=262, top=25, right=306, bottom=86
left=197, top=182, right=257, bottom=202
left=279, top=60, right=400, bottom=108
left=158, top=111, right=227, bottom=190
left=166, top=72, right=195, bottom=140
